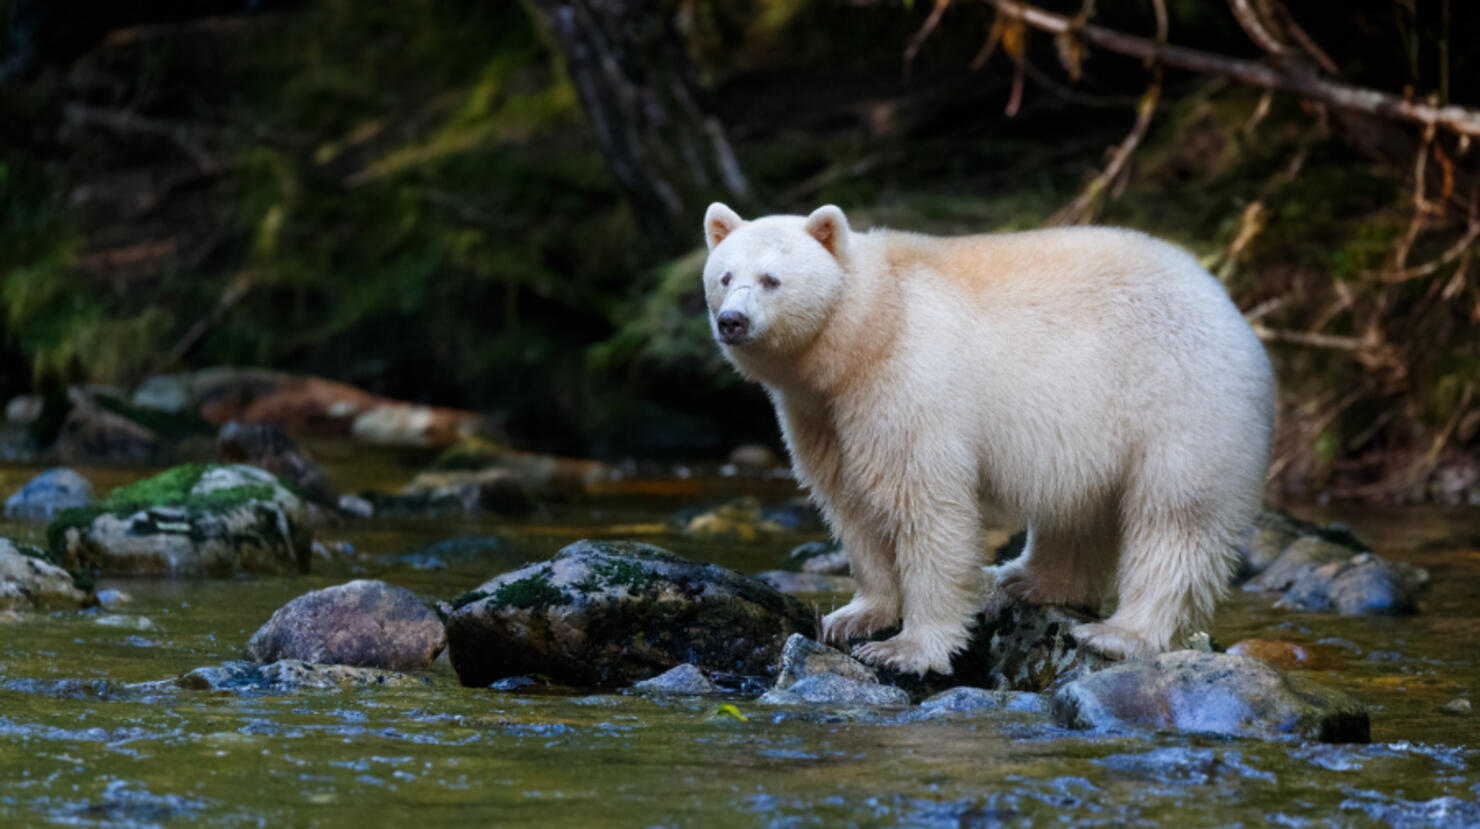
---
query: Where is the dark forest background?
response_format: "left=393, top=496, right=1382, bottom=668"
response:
left=2, top=0, right=1477, bottom=502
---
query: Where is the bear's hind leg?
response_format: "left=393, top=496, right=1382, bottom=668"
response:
left=1074, top=499, right=1239, bottom=659
left=994, top=507, right=1118, bottom=610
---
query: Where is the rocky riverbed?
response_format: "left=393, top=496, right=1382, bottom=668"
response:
left=0, top=454, right=1478, bottom=826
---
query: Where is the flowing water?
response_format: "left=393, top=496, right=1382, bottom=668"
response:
left=1, top=450, right=1478, bottom=827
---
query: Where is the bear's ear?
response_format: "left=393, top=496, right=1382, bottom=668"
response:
left=704, top=203, right=745, bottom=251
left=804, top=204, right=850, bottom=258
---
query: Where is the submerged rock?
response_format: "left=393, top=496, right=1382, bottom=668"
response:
left=444, top=539, right=817, bottom=688
left=631, top=663, right=721, bottom=696
left=916, top=686, right=1048, bottom=717
left=398, top=469, right=534, bottom=516
left=759, top=673, right=910, bottom=707
left=1050, top=650, right=1370, bottom=742
left=680, top=497, right=785, bottom=542
left=0, top=538, right=94, bottom=611
left=245, top=579, right=446, bottom=671
left=48, top=464, right=313, bottom=577
left=139, top=659, right=428, bottom=694
left=1277, top=552, right=1427, bottom=616
left=753, top=570, right=857, bottom=595
left=4, top=468, right=95, bottom=520
left=782, top=539, right=849, bottom=575
left=217, top=421, right=337, bottom=506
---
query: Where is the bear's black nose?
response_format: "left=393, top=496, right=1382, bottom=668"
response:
left=716, top=310, right=750, bottom=344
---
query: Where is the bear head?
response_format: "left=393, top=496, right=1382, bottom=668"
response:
left=700, top=203, right=851, bottom=358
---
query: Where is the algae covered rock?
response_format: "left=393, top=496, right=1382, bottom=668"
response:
left=0, top=537, right=95, bottom=611
left=48, top=464, right=313, bottom=577
left=139, top=659, right=428, bottom=695
left=1050, top=650, right=1370, bottom=742
left=445, top=539, right=817, bottom=688
left=245, top=579, right=446, bottom=671
left=4, top=468, right=95, bottom=520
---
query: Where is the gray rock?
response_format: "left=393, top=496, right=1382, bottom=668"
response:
left=396, top=468, right=534, bottom=516
left=1238, top=510, right=1370, bottom=583
left=137, top=659, right=427, bottom=694
left=49, top=464, right=313, bottom=577
left=759, top=672, right=910, bottom=706
left=131, top=374, right=194, bottom=414
left=337, top=493, right=374, bottom=518
left=4, top=468, right=95, bottom=520
left=444, top=540, right=817, bottom=688
left=1050, top=650, right=1370, bottom=742
left=773, top=634, right=878, bottom=689
left=0, top=538, right=94, bottom=611
left=631, top=663, right=721, bottom=696
left=246, top=579, right=446, bottom=671
left=1278, top=552, right=1427, bottom=616
left=1245, top=536, right=1359, bottom=593
left=917, top=686, right=1048, bottom=717
left=783, top=539, right=850, bottom=575
left=753, top=570, right=857, bottom=594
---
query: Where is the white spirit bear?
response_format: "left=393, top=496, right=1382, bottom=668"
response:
left=701, top=203, right=1274, bottom=675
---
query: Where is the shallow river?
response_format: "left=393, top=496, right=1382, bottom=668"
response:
left=1, top=452, right=1478, bottom=827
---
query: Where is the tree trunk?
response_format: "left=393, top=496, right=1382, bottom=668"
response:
left=523, top=0, right=751, bottom=250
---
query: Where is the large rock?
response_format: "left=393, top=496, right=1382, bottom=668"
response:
left=245, top=580, right=445, bottom=671
left=861, top=571, right=1114, bottom=698
left=48, top=464, right=313, bottom=577
left=444, top=540, right=817, bottom=688
left=4, top=468, right=95, bottom=520
left=1050, top=650, right=1370, bottom=742
left=0, top=538, right=94, bottom=610
left=217, top=421, right=337, bottom=505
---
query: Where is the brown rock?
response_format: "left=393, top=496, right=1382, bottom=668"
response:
left=1227, top=638, right=1344, bottom=671
left=246, top=579, right=446, bottom=671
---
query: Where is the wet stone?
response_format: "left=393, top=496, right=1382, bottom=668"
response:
left=1278, top=552, right=1427, bottom=616
left=773, top=634, right=878, bottom=689
left=138, top=659, right=428, bottom=694
left=1340, top=793, right=1480, bottom=829
left=680, top=497, right=785, bottom=542
left=1440, top=698, right=1471, bottom=716
left=782, top=539, right=849, bottom=574
left=1245, top=536, right=1359, bottom=593
left=445, top=539, right=817, bottom=688
left=245, top=579, right=446, bottom=672
left=758, top=673, right=910, bottom=707
left=631, top=663, right=721, bottom=696
left=752, top=570, right=857, bottom=595
left=48, top=464, right=313, bottom=577
left=1050, top=650, right=1370, bottom=743
left=4, top=468, right=95, bottom=521
left=916, top=686, right=1048, bottom=717
left=0, top=537, right=94, bottom=611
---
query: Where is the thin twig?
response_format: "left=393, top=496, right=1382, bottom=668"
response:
left=982, top=0, right=1480, bottom=138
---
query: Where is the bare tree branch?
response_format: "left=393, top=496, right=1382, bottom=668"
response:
left=983, top=0, right=1480, bottom=138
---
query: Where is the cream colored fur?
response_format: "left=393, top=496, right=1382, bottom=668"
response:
left=701, top=203, right=1274, bottom=675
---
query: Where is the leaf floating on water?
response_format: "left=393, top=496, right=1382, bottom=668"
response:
left=714, top=704, right=749, bottom=722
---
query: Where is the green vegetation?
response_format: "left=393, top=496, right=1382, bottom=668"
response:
left=490, top=572, right=568, bottom=610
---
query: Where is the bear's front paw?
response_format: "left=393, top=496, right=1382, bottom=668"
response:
left=1072, top=622, right=1158, bottom=660
left=852, top=627, right=963, bottom=677
left=992, top=561, right=1045, bottom=603
left=820, top=598, right=897, bottom=646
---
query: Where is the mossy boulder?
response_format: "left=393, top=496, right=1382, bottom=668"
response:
left=0, top=537, right=95, bottom=610
left=47, top=464, right=313, bottom=577
left=444, top=539, right=818, bottom=688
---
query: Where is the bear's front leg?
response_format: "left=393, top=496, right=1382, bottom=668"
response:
left=852, top=495, right=985, bottom=676
left=819, top=505, right=900, bottom=645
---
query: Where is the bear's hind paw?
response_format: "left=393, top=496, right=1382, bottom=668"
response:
left=853, top=630, right=961, bottom=677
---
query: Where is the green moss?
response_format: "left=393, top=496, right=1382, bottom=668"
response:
left=580, top=559, right=661, bottom=594
left=490, top=572, right=566, bottom=610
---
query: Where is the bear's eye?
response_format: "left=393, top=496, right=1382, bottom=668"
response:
left=760, top=274, right=781, bottom=290
left=720, top=272, right=732, bottom=287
